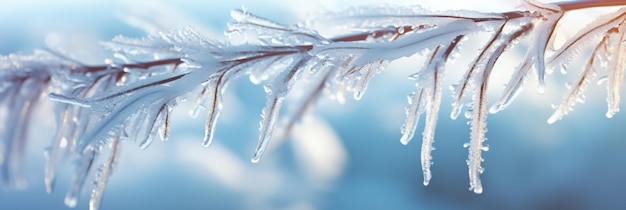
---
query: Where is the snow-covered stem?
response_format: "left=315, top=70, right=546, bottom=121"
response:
left=1, top=0, right=626, bottom=209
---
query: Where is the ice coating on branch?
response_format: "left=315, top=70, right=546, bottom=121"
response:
left=467, top=76, right=490, bottom=194
left=308, top=4, right=501, bottom=38
left=544, top=7, right=626, bottom=120
left=65, top=146, right=98, bottom=208
left=272, top=62, right=334, bottom=145
left=0, top=51, right=58, bottom=189
left=90, top=138, right=122, bottom=210
left=450, top=17, right=531, bottom=192
left=252, top=95, right=284, bottom=163
left=105, top=27, right=222, bottom=68
left=400, top=40, right=458, bottom=185
left=397, top=33, right=459, bottom=185
left=451, top=19, right=506, bottom=118
left=67, top=76, right=181, bottom=154
left=606, top=23, right=626, bottom=118
left=454, top=17, right=531, bottom=115
left=310, top=19, right=474, bottom=69
left=522, top=0, right=563, bottom=93
left=401, top=89, right=426, bottom=145
left=4, top=1, right=626, bottom=208
left=50, top=27, right=220, bottom=208
left=228, top=9, right=327, bottom=45
left=251, top=55, right=312, bottom=163
left=548, top=30, right=615, bottom=123
left=484, top=22, right=534, bottom=113
left=199, top=82, right=220, bottom=147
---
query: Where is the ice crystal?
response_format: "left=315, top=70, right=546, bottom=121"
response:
left=1, top=0, right=626, bottom=209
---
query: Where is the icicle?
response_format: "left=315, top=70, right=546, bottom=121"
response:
left=65, top=146, right=98, bottom=208
left=45, top=108, right=70, bottom=193
left=400, top=90, right=426, bottom=145
left=401, top=45, right=440, bottom=146
left=548, top=33, right=610, bottom=123
left=420, top=37, right=463, bottom=186
left=451, top=20, right=507, bottom=119
left=524, top=0, right=563, bottom=94
left=456, top=29, right=501, bottom=192
left=90, top=137, right=122, bottom=210
left=490, top=60, right=531, bottom=113
left=138, top=107, right=161, bottom=150
left=271, top=68, right=331, bottom=145
left=0, top=80, right=40, bottom=189
left=189, top=85, right=211, bottom=118
left=402, top=38, right=458, bottom=185
left=421, top=91, right=437, bottom=186
left=158, top=108, right=170, bottom=141
left=202, top=80, right=222, bottom=147
left=202, top=105, right=222, bottom=147
left=68, top=106, right=90, bottom=153
left=251, top=90, right=285, bottom=163
left=352, top=62, right=384, bottom=100
left=249, top=56, right=311, bottom=162
left=547, top=8, right=626, bottom=71
left=421, top=68, right=444, bottom=186
left=606, top=23, right=626, bottom=118
left=548, top=65, right=595, bottom=123
left=465, top=52, right=495, bottom=194
left=467, top=81, right=489, bottom=194
left=485, top=22, right=534, bottom=113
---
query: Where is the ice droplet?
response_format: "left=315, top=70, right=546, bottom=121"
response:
left=354, top=90, right=365, bottom=100
left=481, top=145, right=489, bottom=151
left=537, top=83, right=546, bottom=94
left=472, top=185, right=483, bottom=194
left=606, top=110, right=617, bottom=118
left=65, top=196, right=78, bottom=208
left=597, top=76, right=608, bottom=85
left=560, top=63, right=567, bottom=74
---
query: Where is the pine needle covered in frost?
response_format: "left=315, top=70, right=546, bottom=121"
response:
left=401, top=35, right=464, bottom=186
left=0, top=51, right=56, bottom=189
left=1, top=0, right=626, bottom=209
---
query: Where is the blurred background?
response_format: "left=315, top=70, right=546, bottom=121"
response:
left=1, top=0, right=626, bottom=209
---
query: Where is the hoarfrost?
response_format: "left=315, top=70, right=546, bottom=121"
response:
left=1, top=1, right=626, bottom=209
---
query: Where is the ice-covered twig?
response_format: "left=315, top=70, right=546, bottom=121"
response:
left=2, top=1, right=626, bottom=209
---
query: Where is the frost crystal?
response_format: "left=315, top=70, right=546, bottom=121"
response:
left=1, top=0, right=626, bottom=209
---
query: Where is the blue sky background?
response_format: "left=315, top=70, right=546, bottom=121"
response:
left=1, top=0, right=626, bottom=209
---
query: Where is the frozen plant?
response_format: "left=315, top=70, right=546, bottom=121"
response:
left=1, top=0, right=626, bottom=209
